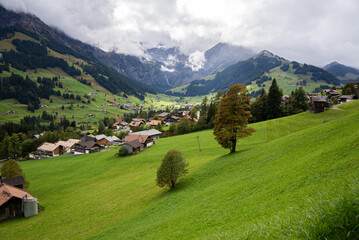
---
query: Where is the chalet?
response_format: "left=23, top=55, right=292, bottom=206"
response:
left=1, top=176, right=25, bottom=189
left=37, top=142, right=63, bottom=157
left=131, top=129, right=162, bottom=140
left=105, top=135, right=121, bottom=145
left=113, top=121, right=128, bottom=130
left=338, top=95, right=354, bottom=103
left=157, top=112, right=170, bottom=121
left=129, top=118, right=146, bottom=131
left=125, top=134, right=153, bottom=147
left=121, top=139, right=142, bottom=154
left=0, top=182, right=38, bottom=220
left=149, top=120, right=162, bottom=129
left=94, top=134, right=111, bottom=146
left=81, top=135, right=96, bottom=142
left=326, top=90, right=341, bottom=98
left=312, top=96, right=330, bottom=113
left=4, top=110, right=15, bottom=115
left=169, top=115, right=181, bottom=123
left=55, top=139, right=81, bottom=153
left=307, top=92, right=319, bottom=100
left=73, top=141, right=101, bottom=154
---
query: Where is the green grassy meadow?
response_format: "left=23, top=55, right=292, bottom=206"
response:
left=0, top=101, right=358, bottom=239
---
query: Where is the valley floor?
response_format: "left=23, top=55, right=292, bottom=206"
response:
left=0, top=101, right=358, bottom=239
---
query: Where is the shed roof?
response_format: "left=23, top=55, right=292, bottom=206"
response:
left=1, top=176, right=25, bottom=187
left=0, top=183, right=33, bottom=206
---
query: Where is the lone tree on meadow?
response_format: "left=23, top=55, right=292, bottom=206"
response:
left=213, top=84, right=255, bottom=153
left=156, top=149, right=188, bottom=189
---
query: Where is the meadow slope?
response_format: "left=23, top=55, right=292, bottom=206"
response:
left=0, top=101, right=358, bottom=239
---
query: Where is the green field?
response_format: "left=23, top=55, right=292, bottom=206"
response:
left=0, top=101, right=358, bottom=239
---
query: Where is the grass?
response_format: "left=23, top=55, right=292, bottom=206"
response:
left=0, top=101, right=358, bottom=239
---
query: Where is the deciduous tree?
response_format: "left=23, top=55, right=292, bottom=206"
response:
left=213, top=84, right=255, bottom=153
left=156, top=149, right=188, bottom=189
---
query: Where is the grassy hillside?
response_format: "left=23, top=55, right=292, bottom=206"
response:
left=0, top=101, right=358, bottom=239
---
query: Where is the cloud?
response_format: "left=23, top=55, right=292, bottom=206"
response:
left=1, top=0, right=359, bottom=68
left=186, top=51, right=206, bottom=71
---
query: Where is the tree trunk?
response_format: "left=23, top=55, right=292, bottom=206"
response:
left=230, top=138, right=236, bottom=153
left=170, top=180, right=176, bottom=189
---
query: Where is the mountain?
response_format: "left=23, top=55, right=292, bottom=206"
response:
left=0, top=5, right=155, bottom=98
left=140, top=43, right=256, bottom=87
left=184, top=51, right=340, bottom=96
left=323, top=61, right=359, bottom=83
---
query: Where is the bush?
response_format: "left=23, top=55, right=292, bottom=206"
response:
left=118, top=146, right=129, bottom=156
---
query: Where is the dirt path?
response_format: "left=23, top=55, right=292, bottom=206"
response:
left=331, top=104, right=343, bottom=110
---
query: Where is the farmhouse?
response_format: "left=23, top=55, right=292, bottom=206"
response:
left=56, top=139, right=81, bottom=153
left=37, top=142, right=63, bottom=157
left=149, top=120, right=162, bottom=128
left=129, top=118, right=146, bottom=131
left=132, top=129, right=162, bottom=140
left=113, top=121, right=128, bottom=130
left=73, top=141, right=101, bottom=154
left=121, top=139, right=143, bottom=154
left=157, top=112, right=170, bottom=121
left=338, top=95, right=355, bottom=103
left=125, top=134, right=152, bottom=147
left=312, top=96, right=330, bottom=113
left=94, top=134, right=111, bottom=146
left=0, top=182, right=38, bottom=221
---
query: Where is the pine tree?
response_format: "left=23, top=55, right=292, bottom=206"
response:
left=267, top=78, right=283, bottom=119
left=250, top=89, right=268, bottom=122
left=213, top=84, right=255, bottom=153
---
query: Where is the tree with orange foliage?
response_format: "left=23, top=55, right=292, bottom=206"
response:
left=213, top=84, right=255, bottom=153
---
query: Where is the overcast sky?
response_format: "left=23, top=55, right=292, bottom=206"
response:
left=2, top=0, right=359, bottom=68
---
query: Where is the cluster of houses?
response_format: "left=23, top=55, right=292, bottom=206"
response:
left=113, top=111, right=192, bottom=132
left=34, top=134, right=121, bottom=158
left=0, top=175, right=39, bottom=221
left=308, top=87, right=356, bottom=113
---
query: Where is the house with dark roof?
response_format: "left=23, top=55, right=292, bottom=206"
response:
left=1, top=176, right=25, bottom=189
left=73, top=141, right=101, bottom=154
left=157, top=112, right=170, bottom=121
left=312, top=96, right=330, bottom=113
left=121, top=139, right=143, bottom=154
left=0, top=182, right=38, bottom=220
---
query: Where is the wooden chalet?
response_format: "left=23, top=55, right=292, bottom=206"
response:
left=121, top=139, right=142, bottom=154
left=125, top=134, right=152, bottom=147
left=157, top=112, right=170, bottom=121
left=129, top=118, right=146, bottom=131
left=37, top=142, right=63, bottom=157
left=149, top=120, right=162, bottom=129
left=113, top=121, right=128, bottom=130
left=94, top=134, right=111, bottom=146
left=338, top=95, right=354, bottom=103
left=73, top=141, right=101, bottom=154
left=56, top=139, right=81, bottom=153
left=312, top=96, right=329, bottom=113
left=131, top=129, right=162, bottom=140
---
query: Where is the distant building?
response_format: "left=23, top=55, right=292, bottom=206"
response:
left=129, top=118, right=146, bottom=131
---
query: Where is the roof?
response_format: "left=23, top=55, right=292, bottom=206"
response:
left=105, top=136, right=120, bottom=142
left=129, top=119, right=145, bottom=127
left=0, top=183, right=33, bottom=206
left=76, top=140, right=100, bottom=150
left=158, top=112, right=170, bottom=117
left=149, top=120, right=162, bottom=126
left=38, top=142, right=61, bottom=152
left=312, top=96, right=328, bottom=102
left=125, top=139, right=142, bottom=149
left=126, top=134, right=149, bottom=144
left=1, top=176, right=25, bottom=187
left=339, top=95, right=354, bottom=99
left=81, top=135, right=96, bottom=142
left=56, top=139, right=80, bottom=148
left=131, top=129, right=162, bottom=136
left=94, top=134, right=107, bottom=140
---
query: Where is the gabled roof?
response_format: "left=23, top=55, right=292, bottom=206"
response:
left=126, top=134, right=149, bottom=144
left=94, top=134, right=107, bottom=140
left=1, top=176, right=25, bottom=187
left=56, top=139, right=80, bottom=148
left=0, top=183, right=33, bottom=206
left=312, top=96, right=328, bottom=102
left=158, top=112, right=170, bottom=117
left=132, top=129, right=162, bottom=136
left=75, top=140, right=100, bottom=150
left=105, top=136, right=120, bottom=142
left=149, top=120, right=162, bottom=126
left=125, top=139, right=142, bottom=149
left=38, top=142, right=61, bottom=152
